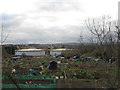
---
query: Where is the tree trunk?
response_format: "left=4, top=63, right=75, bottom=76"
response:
left=0, top=45, right=2, bottom=89
left=118, top=28, right=120, bottom=88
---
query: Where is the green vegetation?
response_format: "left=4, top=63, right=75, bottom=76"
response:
left=2, top=55, right=118, bottom=88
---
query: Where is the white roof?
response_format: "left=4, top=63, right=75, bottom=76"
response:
left=51, top=48, right=72, bottom=51
left=16, top=49, right=44, bottom=51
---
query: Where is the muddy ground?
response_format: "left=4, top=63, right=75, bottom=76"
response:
left=3, top=79, right=54, bottom=85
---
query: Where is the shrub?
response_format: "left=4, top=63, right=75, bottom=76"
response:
left=74, top=69, right=94, bottom=79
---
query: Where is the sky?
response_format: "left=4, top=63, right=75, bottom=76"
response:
left=0, top=0, right=119, bottom=44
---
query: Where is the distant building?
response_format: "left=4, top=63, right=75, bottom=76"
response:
left=15, top=48, right=72, bottom=56
left=50, top=48, right=71, bottom=56
left=15, top=49, right=45, bottom=56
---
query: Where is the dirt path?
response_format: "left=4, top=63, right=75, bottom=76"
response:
left=56, top=79, right=107, bottom=88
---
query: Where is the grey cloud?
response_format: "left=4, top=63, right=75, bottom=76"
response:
left=32, top=15, right=58, bottom=22
left=0, top=14, right=25, bottom=29
left=7, top=25, right=84, bottom=44
left=1, top=14, right=16, bottom=20
left=2, top=4, right=115, bottom=44
left=35, top=0, right=83, bottom=12
left=3, top=14, right=112, bottom=44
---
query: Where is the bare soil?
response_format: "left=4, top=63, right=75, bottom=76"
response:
left=56, top=79, right=107, bottom=88
left=3, top=79, right=54, bottom=85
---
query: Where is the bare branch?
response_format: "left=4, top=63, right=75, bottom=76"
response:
left=1, top=15, right=10, bottom=45
left=2, top=31, right=10, bottom=44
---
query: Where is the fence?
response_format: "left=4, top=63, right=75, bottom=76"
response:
left=2, top=74, right=56, bottom=88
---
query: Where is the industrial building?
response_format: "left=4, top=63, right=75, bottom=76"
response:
left=15, top=49, right=45, bottom=56
left=50, top=48, right=70, bottom=56
left=15, top=48, right=72, bottom=56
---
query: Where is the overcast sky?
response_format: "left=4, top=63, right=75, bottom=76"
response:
left=0, top=0, right=119, bottom=44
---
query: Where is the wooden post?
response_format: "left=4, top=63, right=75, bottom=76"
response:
left=117, top=1, right=120, bottom=88
left=0, top=45, right=2, bottom=89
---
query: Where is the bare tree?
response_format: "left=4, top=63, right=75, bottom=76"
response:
left=1, top=16, right=10, bottom=45
left=77, top=30, right=85, bottom=56
left=85, top=16, right=112, bottom=60
left=0, top=15, right=10, bottom=67
left=85, top=16, right=119, bottom=87
left=79, top=30, right=84, bottom=45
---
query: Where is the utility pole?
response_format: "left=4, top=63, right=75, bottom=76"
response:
left=0, top=15, right=10, bottom=89
left=117, top=1, right=120, bottom=88
left=0, top=15, right=3, bottom=90
left=0, top=45, right=1, bottom=89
